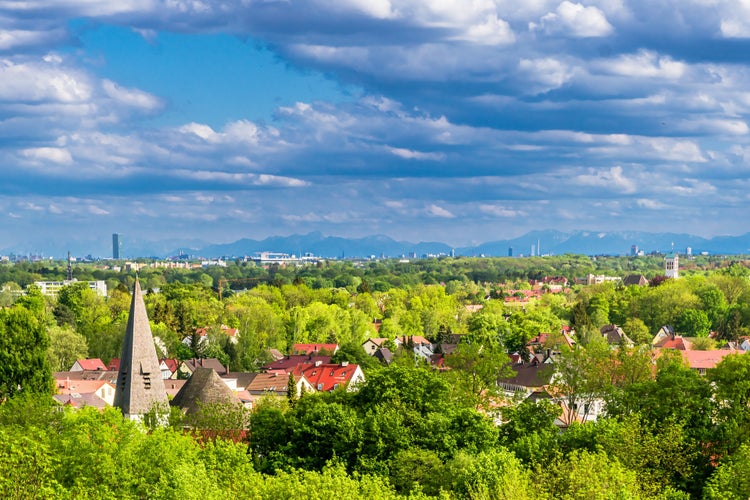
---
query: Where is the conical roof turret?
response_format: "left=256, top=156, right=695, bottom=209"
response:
left=113, top=278, right=167, bottom=420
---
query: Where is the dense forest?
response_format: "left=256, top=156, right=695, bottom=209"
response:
left=3, top=255, right=750, bottom=498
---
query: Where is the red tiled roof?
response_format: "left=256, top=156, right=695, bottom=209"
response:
left=657, top=336, right=692, bottom=350
left=160, top=358, right=179, bottom=372
left=292, top=343, right=339, bottom=355
left=74, top=358, right=107, bottom=371
left=107, top=359, right=121, bottom=371
left=680, top=349, right=746, bottom=370
left=263, top=355, right=332, bottom=372
left=527, top=333, right=549, bottom=346
left=292, top=363, right=360, bottom=392
left=55, top=379, right=111, bottom=394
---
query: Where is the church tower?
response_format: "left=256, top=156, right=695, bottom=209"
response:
left=665, top=252, right=679, bottom=279
left=113, top=278, right=167, bottom=420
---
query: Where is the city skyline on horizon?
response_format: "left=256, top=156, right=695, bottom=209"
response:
left=3, top=2, right=750, bottom=246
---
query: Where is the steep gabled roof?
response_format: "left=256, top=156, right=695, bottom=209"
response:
left=293, top=363, right=362, bottom=392
left=374, top=347, right=393, bottom=365
left=362, top=337, right=389, bottom=347
left=113, top=278, right=168, bottom=419
left=171, top=367, right=241, bottom=415
left=601, top=324, right=633, bottom=346
left=655, top=336, right=692, bottom=350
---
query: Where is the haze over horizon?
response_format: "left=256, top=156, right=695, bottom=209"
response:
left=3, top=2, right=750, bottom=247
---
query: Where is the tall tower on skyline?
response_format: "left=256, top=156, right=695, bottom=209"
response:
left=113, top=278, right=167, bottom=421
left=665, top=253, right=679, bottom=279
left=112, top=233, right=120, bottom=259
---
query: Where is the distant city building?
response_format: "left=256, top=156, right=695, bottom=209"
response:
left=248, top=252, right=322, bottom=265
left=575, top=274, right=622, bottom=286
left=665, top=253, right=679, bottom=279
left=201, top=259, right=227, bottom=268
left=112, top=233, right=120, bottom=260
left=34, top=279, right=107, bottom=297
left=686, top=247, right=692, bottom=256
left=630, top=244, right=638, bottom=256
left=508, top=246, right=513, bottom=257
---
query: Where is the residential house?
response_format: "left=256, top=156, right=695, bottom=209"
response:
left=654, top=335, right=693, bottom=350
left=263, top=354, right=332, bottom=372
left=245, top=372, right=314, bottom=398
left=497, top=355, right=553, bottom=396
left=373, top=347, right=393, bottom=365
left=292, top=343, right=339, bottom=355
left=652, top=325, right=676, bottom=345
left=179, top=358, right=228, bottom=377
left=54, top=370, right=118, bottom=384
left=623, top=274, right=648, bottom=286
left=163, top=379, right=187, bottom=399
left=54, top=393, right=110, bottom=409
left=55, top=378, right=116, bottom=407
left=527, top=385, right=605, bottom=427
left=291, top=361, right=365, bottom=392
left=70, top=358, right=107, bottom=372
left=600, top=324, right=634, bottom=347
left=679, top=349, right=746, bottom=375
left=159, top=358, right=180, bottom=379
left=184, top=324, right=240, bottom=347
left=362, top=337, right=390, bottom=356
left=575, top=274, right=621, bottom=285
left=395, top=335, right=434, bottom=361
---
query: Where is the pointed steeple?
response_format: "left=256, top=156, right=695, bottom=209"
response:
left=113, top=278, right=167, bottom=420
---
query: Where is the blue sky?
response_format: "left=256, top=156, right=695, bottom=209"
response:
left=3, top=1, right=750, bottom=253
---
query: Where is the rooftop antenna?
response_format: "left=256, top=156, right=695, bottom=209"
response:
left=66, top=251, right=72, bottom=281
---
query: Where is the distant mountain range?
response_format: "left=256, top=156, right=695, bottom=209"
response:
left=182, top=230, right=750, bottom=259
left=6, top=230, right=750, bottom=260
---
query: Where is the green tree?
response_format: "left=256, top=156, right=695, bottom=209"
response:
left=47, top=325, right=89, bottom=372
left=704, top=443, right=750, bottom=500
left=0, top=305, right=54, bottom=398
left=389, top=448, right=444, bottom=496
left=445, top=342, right=512, bottom=409
left=676, top=309, right=711, bottom=337
left=623, top=317, right=651, bottom=345
left=708, top=353, right=750, bottom=456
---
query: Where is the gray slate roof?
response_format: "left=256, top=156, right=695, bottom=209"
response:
left=171, top=367, right=242, bottom=415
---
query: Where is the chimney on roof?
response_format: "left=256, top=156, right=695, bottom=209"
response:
left=315, top=360, right=322, bottom=367
left=341, top=361, right=349, bottom=367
